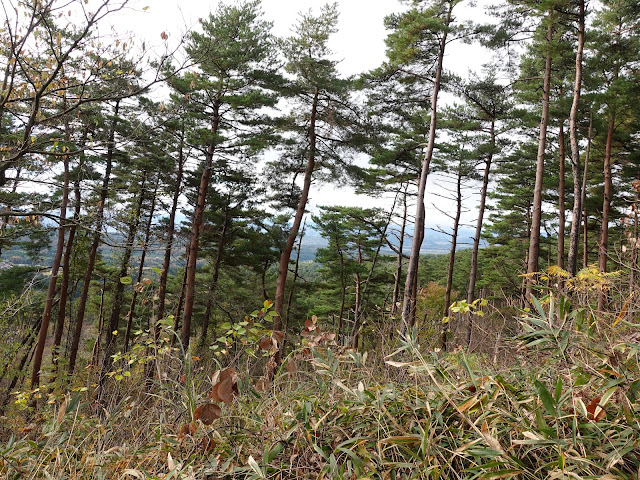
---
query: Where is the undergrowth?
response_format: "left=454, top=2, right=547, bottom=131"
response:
left=1, top=293, right=640, bottom=479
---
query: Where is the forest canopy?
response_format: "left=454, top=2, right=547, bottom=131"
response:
left=1, top=0, right=640, bottom=478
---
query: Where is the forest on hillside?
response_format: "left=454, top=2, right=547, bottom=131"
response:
left=1, top=0, right=640, bottom=478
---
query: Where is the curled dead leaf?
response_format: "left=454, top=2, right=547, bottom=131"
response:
left=178, top=422, right=196, bottom=440
left=258, top=337, right=272, bottom=351
left=272, top=331, right=285, bottom=345
left=586, top=397, right=606, bottom=421
left=255, top=378, right=270, bottom=392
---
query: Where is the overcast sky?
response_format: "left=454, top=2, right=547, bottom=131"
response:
left=108, top=0, right=491, bottom=229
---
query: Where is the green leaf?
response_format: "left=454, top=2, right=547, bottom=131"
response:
left=120, top=276, right=132, bottom=285
left=554, top=377, right=562, bottom=403
left=534, top=380, right=556, bottom=416
left=152, top=267, right=162, bottom=275
left=264, top=442, right=283, bottom=463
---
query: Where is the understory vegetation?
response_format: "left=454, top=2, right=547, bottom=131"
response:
left=2, top=0, right=640, bottom=477
left=2, top=280, right=640, bottom=479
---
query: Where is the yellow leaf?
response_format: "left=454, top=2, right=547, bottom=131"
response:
left=457, top=395, right=479, bottom=413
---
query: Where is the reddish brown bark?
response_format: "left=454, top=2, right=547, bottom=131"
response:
left=567, top=0, right=585, bottom=276
left=274, top=88, right=320, bottom=328
left=401, top=4, right=451, bottom=329
left=598, top=112, right=615, bottom=311
left=31, top=154, right=69, bottom=390
left=68, top=100, right=119, bottom=376
left=526, top=16, right=553, bottom=300
left=466, top=119, right=495, bottom=346
left=181, top=104, right=220, bottom=349
left=156, top=124, right=185, bottom=336
left=125, top=177, right=159, bottom=351
left=557, top=119, right=566, bottom=270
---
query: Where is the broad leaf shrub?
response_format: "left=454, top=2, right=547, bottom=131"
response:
left=2, top=293, right=640, bottom=479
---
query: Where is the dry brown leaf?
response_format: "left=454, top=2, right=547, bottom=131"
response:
left=586, top=397, right=606, bottom=421
left=194, top=403, right=221, bottom=425
left=199, top=437, right=216, bottom=452
left=272, top=331, right=285, bottom=347
left=178, top=422, right=196, bottom=440
left=56, top=397, right=67, bottom=425
left=258, top=337, right=272, bottom=351
left=219, top=367, right=238, bottom=384
left=285, top=359, right=299, bottom=375
left=216, top=378, right=235, bottom=405
left=255, top=378, right=270, bottom=392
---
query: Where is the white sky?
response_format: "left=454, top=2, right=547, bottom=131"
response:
left=108, top=0, right=492, bottom=229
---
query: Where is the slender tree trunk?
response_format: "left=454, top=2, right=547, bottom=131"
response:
left=466, top=119, right=495, bottom=346
left=52, top=150, right=84, bottom=372
left=284, top=220, right=306, bottom=329
left=173, top=244, right=190, bottom=339
left=90, top=278, right=107, bottom=369
left=352, top=243, right=363, bottom=349
left=201, top=202, right=232, bottom=342
left=631, top=194, right=639, bottom=292
left=581, top=111, right=593, bottom=269
left=181, top=104, right=220, bottom=349
left=442, top=165, right=463, bottom=352
left=274, top=88, right=319, bottom=329
left=156, top=123, right=185, bottom=338
left=598, top=111, right=615, bottom=311
left=557, top=118, right=566, bottom=270
left=125, top=177, right=159, bottom=351
left=68, top=101, right=119, bottom=376
left=526, top=15, right=553, bottom=300
left=261, top=260, right=269, bottom=301
left=401, top=8, right=451, bottom=329
left=567, top=0, right=585, bottom=276
left=30, top=154, right=69, bottom=391
left=2, top=319, right=39, bottom=409
left=97, top=172, right=147, bottom=400
left=392, top=183, right=408, bottom=316
left=338, top=276, right=346, bottom=338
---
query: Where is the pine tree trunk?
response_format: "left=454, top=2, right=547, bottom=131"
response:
left=391, top=183, right=408, bottom=317
left=284, top=221, right=306, bottom=329
left=442, top=165, right=463, bottom=352
left=631, top=195, right=639, bottom=292
left=201, top=202, right=231, bottom=342
left=557, top=119, right=566, bottom=270
left=125, top=177, right=159, bottom=351
left=526, top=16, right=553, bottom=300
left=567, top=0, right=585, bottom=276
left=156, top=123, right=185, bottom=338
left=466, top=119, right=495, bottom=346
left=598, top=111, right=615, bottom=311
left=401, top=7, right=451, bottom=329
left=30, top=153, right=69, bottom=391
left=52, top=151, right=83, bottom=372
left=274, top=88, right=319, bottom=328
left=181, top=104, right=220, bottom=349
left=581, top=111, right=593, bottom=269
left=96, top=172, right=147, bottom=400
left=352, top=241, right=363, bottom=349
left=68, top=101, right=119, bottom=376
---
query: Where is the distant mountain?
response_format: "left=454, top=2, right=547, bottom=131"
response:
left=1, top=222, right=480, bottom=267
left=296, top=223, right=479, bottom=262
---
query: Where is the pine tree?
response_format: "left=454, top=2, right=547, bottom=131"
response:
left=176, top=0, right=278, bottom=349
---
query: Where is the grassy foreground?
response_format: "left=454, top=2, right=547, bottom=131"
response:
left=2, top=294, right=640, bottom=479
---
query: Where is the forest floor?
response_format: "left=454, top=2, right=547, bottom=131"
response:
left=1, top=298, right=640, bottom=479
